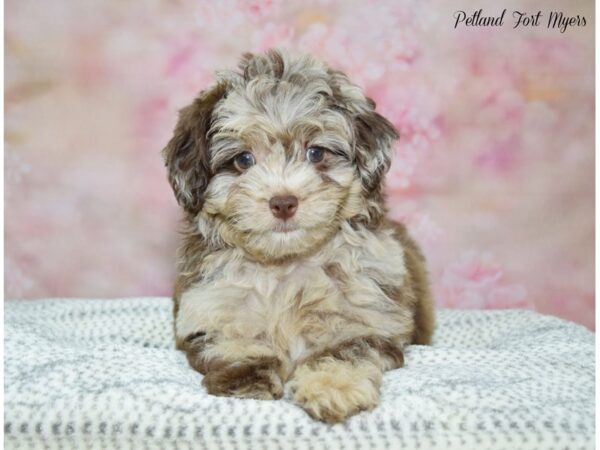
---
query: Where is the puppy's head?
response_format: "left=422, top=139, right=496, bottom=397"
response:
left=163, top=50, right=398, bottom=262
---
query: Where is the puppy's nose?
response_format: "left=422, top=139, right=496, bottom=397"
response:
left=269, top=195, right=298, bottom=220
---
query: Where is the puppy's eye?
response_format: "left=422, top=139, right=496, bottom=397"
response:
left=233, top=152, right=256, bottom=171
left=306, top=146, right=326, bottom=163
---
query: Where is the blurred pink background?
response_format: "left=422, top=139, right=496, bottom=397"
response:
left=5, top=0, right=594, bottom=328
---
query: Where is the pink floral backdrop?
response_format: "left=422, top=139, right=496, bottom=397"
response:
left=5, top=0, right=594, bottom=328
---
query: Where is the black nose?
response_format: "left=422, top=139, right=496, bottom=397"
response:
left=269, top=195, right=298, bottom=220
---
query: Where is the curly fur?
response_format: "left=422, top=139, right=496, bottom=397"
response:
left=163, top=49, right=435, bottom=423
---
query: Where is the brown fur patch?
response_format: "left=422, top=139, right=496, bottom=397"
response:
left=184, top=331, right=207, bottom=342
left=388, top=220, right=435, bottom=345
left=162, top=82, right=228, bottom=215
left=202, top=357, right=283, bottom=400
left=242, top=49, right=285, bottom=81
left=323, top=262, right=348, bottom=285
left=179, top=333, right=214, bottom=373
left=306, top=335, right=404, bottom=370
left=353, top=109, right=397, bottom=192
left=172, top=228, right=211, bottom=337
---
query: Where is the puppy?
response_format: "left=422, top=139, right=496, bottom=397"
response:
left=162, top=50, right=434, bottom=423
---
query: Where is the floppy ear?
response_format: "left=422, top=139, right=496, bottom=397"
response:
left=325, top=69, right=399, bottom=195
left=162, top=83, right=227, bottom=215
left=353, top=99, right=399, bottom=195
left=326, top=69, right=399, bottom=227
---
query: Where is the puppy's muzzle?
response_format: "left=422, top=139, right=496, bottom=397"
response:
left=269, top=195, right=298, bottom=220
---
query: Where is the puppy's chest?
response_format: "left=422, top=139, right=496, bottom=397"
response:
left=176, top=229, right=408, bottom=350
left=223, top=238, right=407, bottom=342
left=232, top=260, right=343, bottom=322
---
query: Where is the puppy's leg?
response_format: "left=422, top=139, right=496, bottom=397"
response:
left=289, top=336, right=404, bottom=423
left=182, top=334, right=285, bottom=400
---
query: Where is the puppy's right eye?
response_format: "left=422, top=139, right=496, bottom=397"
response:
left=233, top=152, right=256, bottom=172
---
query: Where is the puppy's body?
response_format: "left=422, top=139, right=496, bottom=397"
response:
left=164, top=50, right=434, bottom=423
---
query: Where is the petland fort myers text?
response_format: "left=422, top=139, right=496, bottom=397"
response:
left=454, top=9, right=586, bottom=33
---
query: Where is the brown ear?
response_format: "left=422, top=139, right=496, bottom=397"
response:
left=353, top=100, right=399, bottom=194
left=162, top=83, right=227, bottom=215
left=351, top=104, right=399, bottom=228
left=325, top=69, right=399, bottom=194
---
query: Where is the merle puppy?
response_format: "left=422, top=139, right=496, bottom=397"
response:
left=163, top=49, right=434, bottom=423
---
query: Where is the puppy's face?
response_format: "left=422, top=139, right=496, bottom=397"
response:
left=204, top=73, right=361, bottom=261
left=163, top=51, right=398, bottom=262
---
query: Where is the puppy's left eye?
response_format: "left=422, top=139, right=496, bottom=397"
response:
left=234, top=152, right=256, bottom=171
left=306, top=146, right=326, bottom=163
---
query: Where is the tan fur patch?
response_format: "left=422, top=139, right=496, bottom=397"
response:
left=289, top=358, right=381, bottom=423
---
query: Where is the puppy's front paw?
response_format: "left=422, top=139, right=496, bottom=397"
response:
left=202, top=357, right=283, bottom=400
left=289, top=359, right=382, bottom=424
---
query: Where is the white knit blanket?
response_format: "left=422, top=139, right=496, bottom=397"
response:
left=4, top=298, right=595, bottom=449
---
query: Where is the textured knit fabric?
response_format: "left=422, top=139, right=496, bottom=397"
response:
left=4, top=298, right=595, bottom=449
